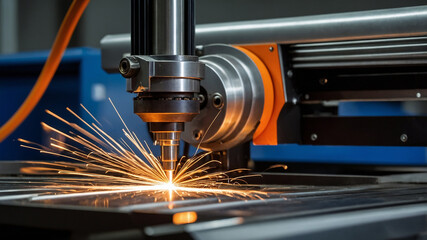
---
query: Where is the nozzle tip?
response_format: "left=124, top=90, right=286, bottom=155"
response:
left=166, top=170, right=174, bottom=183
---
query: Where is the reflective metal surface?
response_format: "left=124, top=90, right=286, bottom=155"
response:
left=124, top=55, right=204, bottom=93
left=1, top=166, right=427, bottom=240
left=195, top=6, right=427, bottom=45
left=155, top=132, right=180, bottom=171
left=1, top=158, right=427, bottom=240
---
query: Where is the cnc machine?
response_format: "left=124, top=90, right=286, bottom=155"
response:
left=1, top=2, right=427, bottom=239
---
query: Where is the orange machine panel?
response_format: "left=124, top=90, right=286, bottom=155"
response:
left=237, top=44, right=285, bottom=145
left=233, top=46, right=274, bottom=140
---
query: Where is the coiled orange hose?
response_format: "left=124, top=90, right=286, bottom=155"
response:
left=0, top=0, right=90, bottom=142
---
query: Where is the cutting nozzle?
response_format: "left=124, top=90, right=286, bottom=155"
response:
left=154, top=132, right=180, bottom=183
left=161, top=144, right=178, bottom=182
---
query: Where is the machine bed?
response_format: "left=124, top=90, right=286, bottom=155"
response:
left=0, top=161, right=426, bottom=240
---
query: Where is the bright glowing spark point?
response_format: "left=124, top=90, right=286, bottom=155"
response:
left=18, top=99, right=267, bottom=207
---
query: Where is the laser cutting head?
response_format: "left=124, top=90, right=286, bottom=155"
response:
left=119, top=0, right=203, bottom=181
left=119, top=54, right=204, bottom=180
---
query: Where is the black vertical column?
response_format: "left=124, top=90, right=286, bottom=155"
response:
left=131, top=0, right=150, bottom=55
left=184, top=0, right=195, bottom=55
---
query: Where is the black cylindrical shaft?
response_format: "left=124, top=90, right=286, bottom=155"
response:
left=131, top=0, right=148, bottom=55
left=184, top=0, right=195, bottom=55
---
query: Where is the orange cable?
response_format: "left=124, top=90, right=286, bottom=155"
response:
left=0, top=0, right=90, bottom=142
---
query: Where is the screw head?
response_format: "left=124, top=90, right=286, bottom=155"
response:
left=119, top=57, right=140, bottom=78
left=310, top=134, right=318, bottom=141
left=196, top=49, right=204, bottom=56
left=416, top=92, right=421, bottom=98
left=400, top=134, right=408, bottom=143
left=287, top=70, right=293, bottom=78
left=193, top=129, right=203, bottom=141
left=212, top=93, right=224, bottom=109
left=198, top=94, right=205, bottom=104
left=319, top=78, right=328, bottom=85
left=269, top=46, right=274, bottom=52
left=292, top=98, right=298, bottom=105
left=119, top=59, right=130, bottom=73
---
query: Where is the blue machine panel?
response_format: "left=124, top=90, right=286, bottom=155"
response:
left=0, top=48, right=153, bottom=160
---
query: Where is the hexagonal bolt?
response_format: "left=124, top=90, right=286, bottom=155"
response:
left=119, top=57, right=140, bottom=78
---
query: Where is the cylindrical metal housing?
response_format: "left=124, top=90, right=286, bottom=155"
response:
left=153, top=131, right=180, bottom=172
left=128, top=55, right=204, bottom=123
left=182, top=44, right=265, bottom=151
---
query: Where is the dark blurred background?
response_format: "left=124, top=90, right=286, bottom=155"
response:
left=1, top=0, right=427, bottom=53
